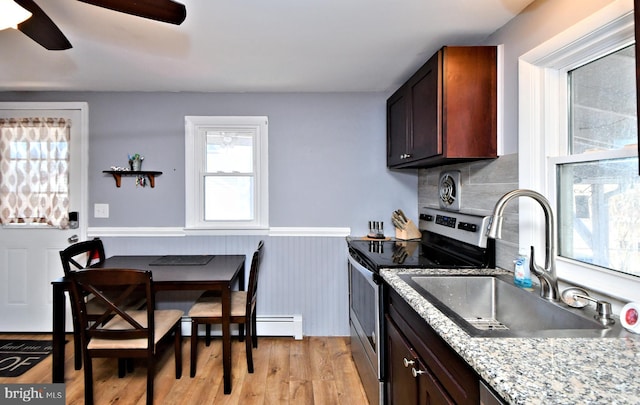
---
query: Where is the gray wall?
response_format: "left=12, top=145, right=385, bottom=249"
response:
left=0, top=91, right=417, bottom=233
left=483, top=0, right=616, bottom=156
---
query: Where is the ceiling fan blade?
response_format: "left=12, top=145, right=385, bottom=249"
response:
left=14, top=0, right=72, bottom=50
left=78, top=0, right=186, bottom=25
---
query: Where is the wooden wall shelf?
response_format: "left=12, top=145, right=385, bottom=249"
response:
left=103, top=170, right=163, bottom=188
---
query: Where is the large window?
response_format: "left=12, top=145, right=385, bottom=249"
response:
left=185, top=116, right=268, bottom=231
left=519, top=3, right=639, bottom=302
left=556, top=45, right=639, bottom=277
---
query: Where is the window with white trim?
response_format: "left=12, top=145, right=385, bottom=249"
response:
left=185, top=116, right=268, bottom=230
left=519, top=4, right=639, bottom=302
left=556, top=44, right=639, bottom=277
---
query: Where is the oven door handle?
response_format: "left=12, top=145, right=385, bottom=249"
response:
left=348, top=254, right=379, bottom=287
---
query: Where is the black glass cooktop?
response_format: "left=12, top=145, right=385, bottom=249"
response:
left=347, top=236, right=493, bottom=271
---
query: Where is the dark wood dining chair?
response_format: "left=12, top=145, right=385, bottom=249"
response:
left=188, top=240, right=264, bottom=377
left=60, top=238, right=145, bottom=370
left=68, top=268, right=183, bottom=405
left=60, top=238, right=106, bottom=370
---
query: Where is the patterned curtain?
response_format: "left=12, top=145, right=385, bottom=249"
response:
left=0, top=117, right=71, bottom=227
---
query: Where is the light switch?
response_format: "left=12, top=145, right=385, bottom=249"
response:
left=94, top=203, right=109, bottom=218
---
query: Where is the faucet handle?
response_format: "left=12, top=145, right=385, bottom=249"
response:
left=529, top=245, right=560, bottom=301
left=529, top=246, right=544, bottom=277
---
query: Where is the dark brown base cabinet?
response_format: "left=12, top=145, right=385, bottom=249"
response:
left=385, top=287, right=480, bottom=404
left=387, top=46, right=497, bottom=169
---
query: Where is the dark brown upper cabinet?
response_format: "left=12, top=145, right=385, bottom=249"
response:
left=387, top=46, right=498, bottom=169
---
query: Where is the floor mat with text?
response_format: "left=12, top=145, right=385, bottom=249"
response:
left=0, top=340, right=53, bottom=377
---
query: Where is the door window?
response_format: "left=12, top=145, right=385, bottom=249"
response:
left=0, top=117, right=71, bottom=227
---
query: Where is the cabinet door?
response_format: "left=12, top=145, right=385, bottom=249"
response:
left=386, top=317, right=419, bottom=404
left=416, top=358, right=455, bottom=405
left=387, top=287, right=481, bottom=404
left=441, top=46, right=497, bottom=159
left=408, top=50, right=441, bottom=161
left=387, top=86, right=409, bottom=166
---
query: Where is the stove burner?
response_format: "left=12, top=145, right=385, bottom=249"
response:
left=439, top=170, right=461, bottom=211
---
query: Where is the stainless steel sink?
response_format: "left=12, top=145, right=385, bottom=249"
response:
left=399, top=274, right=625, bottom=338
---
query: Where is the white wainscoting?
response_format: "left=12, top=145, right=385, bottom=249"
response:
left=91, top=227, right=351, bottom=337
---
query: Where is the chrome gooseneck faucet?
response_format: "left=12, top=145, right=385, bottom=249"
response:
left=486, top=189, right=560, bottom=301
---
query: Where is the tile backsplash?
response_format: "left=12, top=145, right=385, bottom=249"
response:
left=418, top=153, right=519, bottom=270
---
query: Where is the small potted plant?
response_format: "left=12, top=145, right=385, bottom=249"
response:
left=128, top=153, right=144, bottom=171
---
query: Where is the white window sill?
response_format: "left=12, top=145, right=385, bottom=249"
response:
left=556, top=257, right=640, bottom=307
left=2, top=223, right=56, bottom=229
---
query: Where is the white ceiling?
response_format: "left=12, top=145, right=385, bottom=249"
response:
left=0, top=0, right=535, bottom=93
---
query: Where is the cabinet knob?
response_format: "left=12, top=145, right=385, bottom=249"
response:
left=400, top=153, right=413, bottom=159
left=403, top=357, right=415, bottom=368
left=411, top=367, right=426, bottom=378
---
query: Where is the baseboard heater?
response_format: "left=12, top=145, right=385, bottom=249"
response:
left=181, top=315, right=303, bottom=340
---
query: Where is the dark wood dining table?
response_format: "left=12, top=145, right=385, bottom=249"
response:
left=51, top=254, right=246, bottom=395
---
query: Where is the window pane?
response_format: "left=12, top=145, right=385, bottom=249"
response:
left=205, top=131, right=253, bottom=173
left=204, top=176, right=254, bottom=221
left=557, top=157, right=640, bottom=277
left=10, top=141, right=27, bottom=158
left=185, top=116, right=267, bottom=229
left=569, top=45, right=636, bottom=154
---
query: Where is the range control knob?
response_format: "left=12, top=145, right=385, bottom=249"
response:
left=457, top=222, right=478, bottom=232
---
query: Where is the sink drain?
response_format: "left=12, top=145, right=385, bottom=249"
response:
left=465, top=318, right=509, bottom=331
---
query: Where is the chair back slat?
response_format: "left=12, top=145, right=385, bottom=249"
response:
left=69, top=268, right=154, bottom=345
left=245, top=240, right=264, bottom=313
left=83, top=284, right=145, bottom=329
left=60, top=239, right=106, bottom=275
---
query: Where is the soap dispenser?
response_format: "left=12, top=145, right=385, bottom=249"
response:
left=514, top=248, right=532, bottom=288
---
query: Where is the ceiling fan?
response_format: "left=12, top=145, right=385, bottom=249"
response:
left=13, top=0, right=186, bottom=50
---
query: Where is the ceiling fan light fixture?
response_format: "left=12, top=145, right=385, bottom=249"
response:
left=0, top=0, right=32, bottom=31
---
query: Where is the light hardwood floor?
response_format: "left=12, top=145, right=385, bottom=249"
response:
left=0, top=334, right=369, bottom=405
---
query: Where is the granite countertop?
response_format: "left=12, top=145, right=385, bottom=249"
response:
left=380, top=268, right=640, bottom=405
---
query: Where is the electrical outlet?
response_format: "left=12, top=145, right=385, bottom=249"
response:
left=94, top=203, right=109, bottom=218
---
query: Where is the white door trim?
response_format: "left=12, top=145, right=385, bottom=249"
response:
left=0, top=102, right=89, bottom=240
left=0, top=102, right=89, bottom=331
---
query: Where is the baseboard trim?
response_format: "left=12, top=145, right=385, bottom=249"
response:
left=257, top=315, right=303, bottom=339
left=181, top=314, right=303, bottom=340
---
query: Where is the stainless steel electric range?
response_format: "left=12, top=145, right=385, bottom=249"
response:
left=347, top=207, right=495, bottom=405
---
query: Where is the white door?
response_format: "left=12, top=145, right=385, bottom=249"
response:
left=0, top=102, right=88, bottom=332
